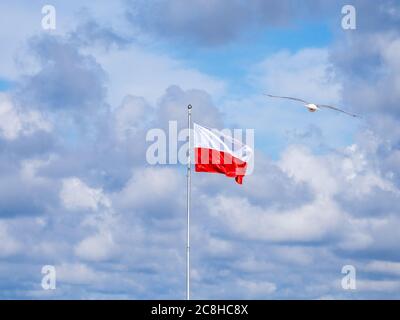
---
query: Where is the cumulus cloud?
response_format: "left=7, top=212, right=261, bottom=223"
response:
left=237, top=279, right=277, bottom=297
left=60, top=177, right=111, bottom=211
left=155, top=85, right=223, bottom=129
left=357, top=280, right=400, bottom=293
left=0, top=93, right=52, bottom=140
left=127, top=0, right=332, bottom=46
left=69, top=17, right=133, bottom=50
left=128, top=0, right=400, bottom=47
left=198, top=140, right=400, bottom=265
left=95, top=46, right=226, bottom=106
left=0, top=153, right=57, bottom=218
left=0, top=222, right=21, bottom=257
left=364, top=260, right=400, bottom=276
left=75, top=232, right=117, bottom=262
left=251, top=48, right=342, bottom=105
left=18, top=35, right=107, bottom=114
left=57, top=263, right=102, bottom=285
left=332, top=33, right=400, bottom=117
left=113, top=95, right=152, bottom=141
left=207, top=195, right=342, bottom=243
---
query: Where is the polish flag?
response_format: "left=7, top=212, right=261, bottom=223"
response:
left=193, top=123, right=253, bottom=184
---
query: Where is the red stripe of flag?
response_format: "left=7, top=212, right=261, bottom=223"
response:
left=194, top=147, right=248, bottom=184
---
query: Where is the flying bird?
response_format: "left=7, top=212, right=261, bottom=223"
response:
left=264, top=94, right=360, bottom=118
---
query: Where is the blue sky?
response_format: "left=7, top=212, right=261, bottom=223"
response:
left=0, top=0, right=400, bottom=299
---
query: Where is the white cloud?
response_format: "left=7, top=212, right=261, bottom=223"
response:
left=20, top=157, right=53, bottom=185
left=271, top=246, right=314, bottom=266
left=203, top=236, right=233, bottom=256
left=208, top=195, right=342, bottom=242
left=357, top=280, right=400, bottom=292
left=251, top=48, right=341, bottom=105
left=0, top=94, right=22, bottom=140
left=0, top=93, right=52, bottom=140
left=279, top=145, right=339, bottom=196
left=364, top=260, right=400, bottom=276
left=221, top=47, right=359, bottom=157
left=237, top=279, right=277, bottom=296
left=60, top=177, right=111, bottom=211
left=0, top=222, right=20, bottom=257
left=57, top=263, right=101, bottom=285
left=205, top=141, right=400, bottom=254
left=93, top=45, right=226, bottom=105
left=114, top=167, right=183, bottom=211
left=204, top=146, right=343, bottom=242
left=75, top=231, right=116, bottom=261
left=113, top=95, right=151, bottom=141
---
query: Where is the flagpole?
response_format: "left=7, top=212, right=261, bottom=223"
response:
left=186, top=104, right=192, bottom=300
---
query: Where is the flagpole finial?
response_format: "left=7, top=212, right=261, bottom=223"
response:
left=188, top=104, right=192, bottom=110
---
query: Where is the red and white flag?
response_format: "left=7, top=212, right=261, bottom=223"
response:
left=193, top=123, right=253, bottom=184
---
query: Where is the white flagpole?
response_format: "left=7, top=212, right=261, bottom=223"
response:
left=186, top=104, right=192, bottom=300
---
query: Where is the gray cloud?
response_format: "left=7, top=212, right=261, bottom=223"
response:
left=18, top=35, right=107, bottom=114
left=127, top=0, right=400, bottom=47
left=155, top=85, right=223, bottom=129
left=126, top=0, right=327, bottom=46
left=69, top=18, right=133, bottom=50
left=331, top=32, right=400, bottom=118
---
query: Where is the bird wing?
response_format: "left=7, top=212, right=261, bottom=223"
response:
left=318, top=104, right=360, bottom=118
left=264, top=94, right=308, bottom=104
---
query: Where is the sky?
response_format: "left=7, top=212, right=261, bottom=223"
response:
left=0, top=0, right=400, bottom=299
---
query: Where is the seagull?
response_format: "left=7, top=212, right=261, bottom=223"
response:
left=264, top=94, right=360, bottom=118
